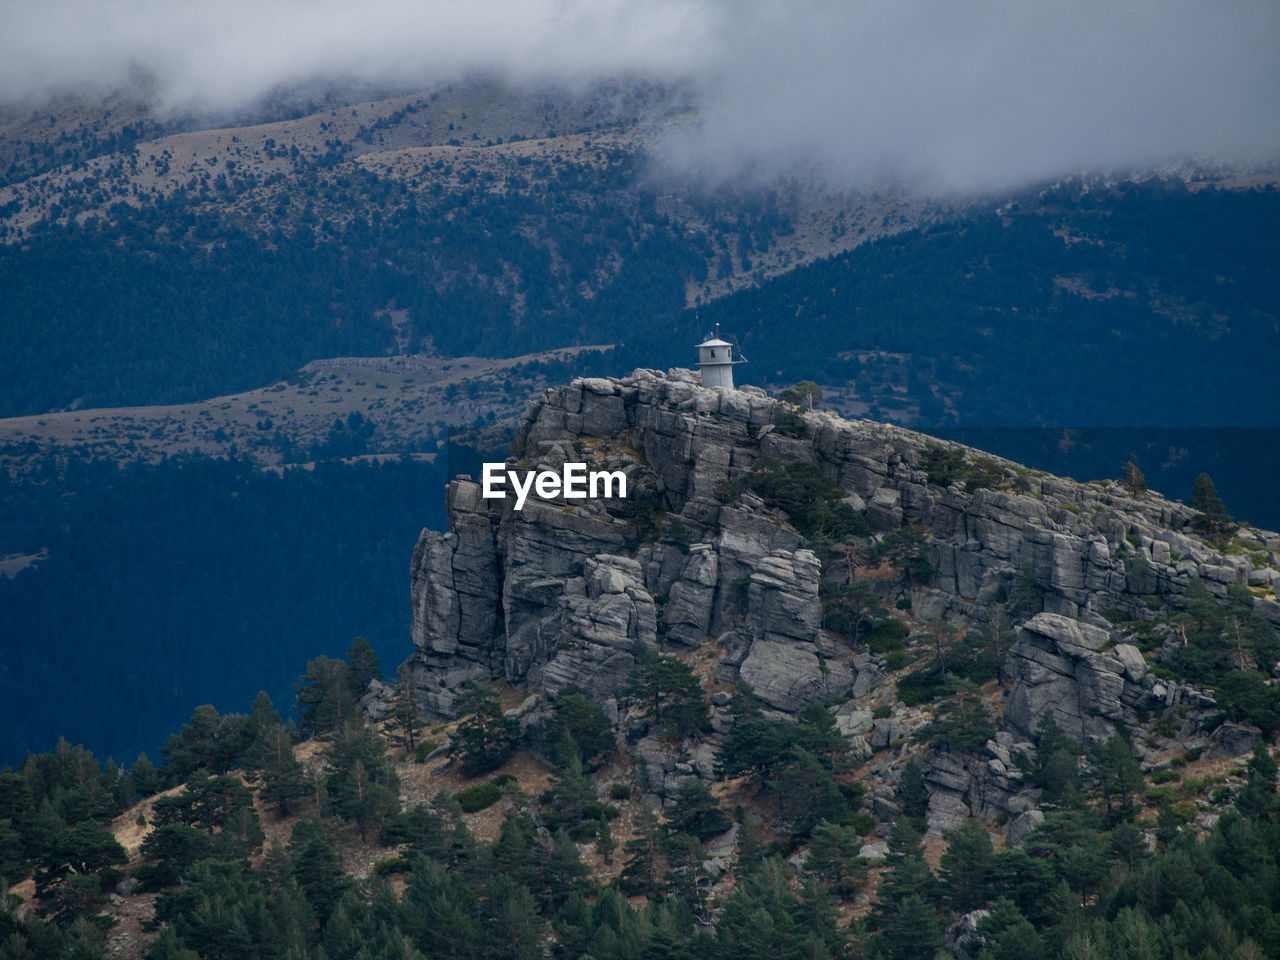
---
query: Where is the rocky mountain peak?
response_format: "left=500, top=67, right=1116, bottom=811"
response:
left=402, top=367, right=1280, bottom=839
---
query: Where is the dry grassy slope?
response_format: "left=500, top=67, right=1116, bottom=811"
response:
left=0, top=77, right=665, bottom=233
left=0, top=344, right=610, bottom=473
left=0, top=88, right=161, bottom=185
left=0, top=77, right=958, bottom=303
left=4, top=79, right=1277, bottom=318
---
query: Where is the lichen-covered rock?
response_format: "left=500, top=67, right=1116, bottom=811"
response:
left=405, top=367, right=1280, bottom=755
left=1003, top=612, right=1147, bottom=746
left=1211, top=721, right=1262, bottom=758
left=1005, top=809, right=1045, bottom=847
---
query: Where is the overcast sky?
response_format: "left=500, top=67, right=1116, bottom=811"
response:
left=4, top=0, right=1278, bottom=191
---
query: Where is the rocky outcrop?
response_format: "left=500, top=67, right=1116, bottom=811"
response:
left=398, top=366, right=1280, bottom=848
left=407, top=370, right=855, bottom=716
left=407, top=367, right=1280, bottom=723
left=1003, top=612, right=1152, bottom=745
left=407, top=369, right=1280, bottom=721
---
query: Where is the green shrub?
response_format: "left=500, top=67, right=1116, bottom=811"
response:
left=609, top=783, right=632, bottom=801
left=373, top=855, right=410, bottom=876
left=414, top=740, right=438, bottom=763
left=1150, top=769, right=1180, bottom=784
left=746, top=457, right=869, bottom=540
left=867, top=618, right=909, bottom=653
left=455, top=782, right=502, bottom=813
left=883, top=649, right=912, bottom=671
left=1152, top=714, right=1176, bottom=738
left=897, top=666, right=949, bottom=707
left=921, top=445, right=967, bottom=486
left=873, top=704, right=892, bottom=719
left=849, top=813, right=874, bottom=836
left=1171, top=801, right=1198, bottom=823
left=774, top=407, right=809, bottom=438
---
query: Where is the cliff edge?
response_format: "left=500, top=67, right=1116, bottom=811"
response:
left=402, top=367, right=1280, bottom=836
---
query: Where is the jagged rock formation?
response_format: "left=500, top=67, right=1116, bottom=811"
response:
left=405, top=368, right=1280, bottom=838
left=408, top=367, right=1280, bottom=716
left=1004, top=612, right=1150, bottom=745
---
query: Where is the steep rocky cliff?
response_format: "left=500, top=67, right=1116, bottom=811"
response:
left=404, top=367, right=1280, bottom=839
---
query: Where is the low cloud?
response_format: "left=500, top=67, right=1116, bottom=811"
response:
left=4, top=0, right=1278, bottom=191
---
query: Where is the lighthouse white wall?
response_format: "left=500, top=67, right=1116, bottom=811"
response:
left=698, top=343, right=735, bottom=389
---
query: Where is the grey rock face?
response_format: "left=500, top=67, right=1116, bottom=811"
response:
left=1003, top=612, right=1152, bottom=746
left=407, top=369, right=859, bottom=718
left=404, top=367, right=1280, bottom=797
left=1005, top=809, right=1045, bottom=847
left=1211, top=722, right=1262, bottom=758
left=858, top=841, right=889, bottom=860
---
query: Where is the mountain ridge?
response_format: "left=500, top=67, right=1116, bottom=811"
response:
left=401, top=368, right=1280, bottom=842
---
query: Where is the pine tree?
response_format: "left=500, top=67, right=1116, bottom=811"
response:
left=626, top=654, right=708, bottom=739
left=249, top=690, right=283, bottom=735
left=160, top=704, right=252, bottom=777
left=596, top=811, right=616, bottom=865
left=941, top=819, right=993, bottom=913
left=296, top=656, right=359, bottom=735
left=346, top=637, right=382, bottom=691
left=290, top=824, right=350, bottom=924
left=388, top=664, right=425, bottom=759
left=244, top=721, right=308, bottom=816
left=541, top=733, right=596, bottom=839
left=1190, top=473, right=1234, bottom=545
left=805, top=819, right=867, bottom=898
left=781, top=380, right=823, bottom=409
left=454, top=684, right=519, bottom=777
left=667, top=782, right=730, bottom=843
left=487, top=874, right=544, bottom=960
left=875, top=819, right=938, bottom=917
left=130, top=752, right=164, bottom=796
left=976, top=897, right=1046, bottom=960
left=326, top=724, right=399, bottom=842
left=1032, top=712, right=1082, bottom=808
left=543, top=828, right=591, bottom=911
left=543, top=687, right=614, bottom=766
left=1086, top=732, right=1143, bottom=825
left=898, top=759, right=930, bottom=821
left=879, top=893, right=941, bottom=960
left=620, top=806, right=662, bottom=897
left=1237, top=741, right=1277, bottom=821
left=1122, top=461, right=1147, bottom=496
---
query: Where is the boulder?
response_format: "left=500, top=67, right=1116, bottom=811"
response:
left=926, top=790, right=971, bottom=839
left=1004, top=612, right=1139, bottom=746
left=858, top=841, right=889, bottom=860
left=1211, top=722, right=1262, bottom=758
left=1005, top=809, right=1044, bottom=847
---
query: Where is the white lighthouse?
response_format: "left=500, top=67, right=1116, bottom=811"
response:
left=696, top=325, right=744, bottom=390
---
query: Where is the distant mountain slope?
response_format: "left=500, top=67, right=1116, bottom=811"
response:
left=0, top=78, right=941, bottom=417
left=702, top=179, right=1280, bottom=427
left=0, top=453, right=440, bottom=765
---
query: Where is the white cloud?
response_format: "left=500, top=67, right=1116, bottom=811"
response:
left=3, top=0, right=1277, bottom=190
